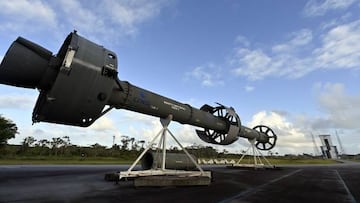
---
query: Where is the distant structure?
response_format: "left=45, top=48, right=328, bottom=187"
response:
left=335, top=130, right=346, bottom=155
left=311, top=133, right=321, bottom=156
left=319, top=135, right=339, bottom=159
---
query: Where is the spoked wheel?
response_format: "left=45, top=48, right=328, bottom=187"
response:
left=253, top=125, right=277, bottom=150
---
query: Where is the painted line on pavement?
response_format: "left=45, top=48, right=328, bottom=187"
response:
left=219, top=169, right=303, bottom=203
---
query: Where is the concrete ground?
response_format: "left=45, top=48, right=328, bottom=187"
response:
left=0, top=162, right=359, bottom=203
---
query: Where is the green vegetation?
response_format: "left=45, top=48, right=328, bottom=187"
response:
left=0, top=157, right=132, bottom=165
left=0, top=134, right=239, bottom=165
left=0, top=124, right=347, bottom=165
left=0, top=135, right=341, bottom=165
left=0, top=115, right=351, bottom=165
left=0, top=115, right=18, bottom=147
left=0, top=135, right=144, bottom=164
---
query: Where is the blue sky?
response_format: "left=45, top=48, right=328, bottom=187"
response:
left=0, top=0, right=360, bottom=155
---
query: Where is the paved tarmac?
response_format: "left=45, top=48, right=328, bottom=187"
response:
left=0, top=162, right=359, bottom=203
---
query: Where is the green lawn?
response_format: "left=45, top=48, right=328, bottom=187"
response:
left=266, top=158, right=338, bottom=165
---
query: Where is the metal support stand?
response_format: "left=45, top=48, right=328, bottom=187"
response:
left=231, top=139, right=275, bottom=169
left=119, top=115, right=211, bottom=186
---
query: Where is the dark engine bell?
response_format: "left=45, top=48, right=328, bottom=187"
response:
left=0, top=37, right=52, bottom=89
left=0, top=32, right=118, bottom=127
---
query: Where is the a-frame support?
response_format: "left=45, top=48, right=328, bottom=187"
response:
left=119, top=115, right=211, bottom=184
left=231, top=139, right=275, bottom=169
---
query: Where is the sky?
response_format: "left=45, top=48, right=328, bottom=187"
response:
left=0, top=0, right=360, bottom=155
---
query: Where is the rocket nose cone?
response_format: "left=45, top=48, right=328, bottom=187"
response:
left=0, top=37, right=52, bottom=89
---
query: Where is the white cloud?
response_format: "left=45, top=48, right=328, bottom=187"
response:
left=0, top=94, right=37, bottom=109
left=12, top=119, right=124, bottom=148
left=303, top=0, right=357, bottom=17
left=231, top=49, right=273, bottom=80
left=247, top=111, right=314, bottom=155
left=102, top=0, right=166, bottom=36
left=235, top=35, right=250, bottom=47
left=55, top=0, right=104, bottom=36
left=0, top=0, right=57, bottom=32
left=265, top=82, right=360, bottom=154
left=0, top=0, right=172, bottom=43
left=231, top=19, right=360, bottom=80
left=173, top=125, right=202, bottom=146
left=231, top=48, right=313, bottom=80
left=186, top=63, right=225, bottom=87
left=122, top=111, right=161, bottom=127
left=311, top=82, right=360, bottom=129
left=244, top=85, right=255, bottom=92
left=314, top=19, right=360, bottom=69
left=231, top=29, right=314, bottom=80
left=89, top=116, right=117, bottom=132
left=54, top=0, right=171, bottom=41
left=272, top=29, right=313, bottom=52
left=237, top=81, right=360, bottom=155
left=320, top=12, right=353, bottom=30
left=111, top=111, right=205, bottom=150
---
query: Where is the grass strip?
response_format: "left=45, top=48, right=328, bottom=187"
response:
left=0, top=157, right=133, bottom=165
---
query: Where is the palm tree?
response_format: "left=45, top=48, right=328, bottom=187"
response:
left=22, top=136, right=37, bottom=147
left=38, top=139, right=50, bottom=148
left=51, top=137, right=65, bottom=156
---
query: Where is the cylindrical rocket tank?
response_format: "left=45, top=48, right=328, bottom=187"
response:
left=141, top=152, right=197, bottom=170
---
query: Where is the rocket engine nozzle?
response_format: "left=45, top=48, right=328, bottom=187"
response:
left=0, top=37, right=52, bottom=89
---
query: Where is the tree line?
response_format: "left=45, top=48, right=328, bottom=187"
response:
left=1, top=135, right=143, bottom=159
left=0, top=135, right=234, bottom=160
left=0, top=115, right=261, bottom=160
